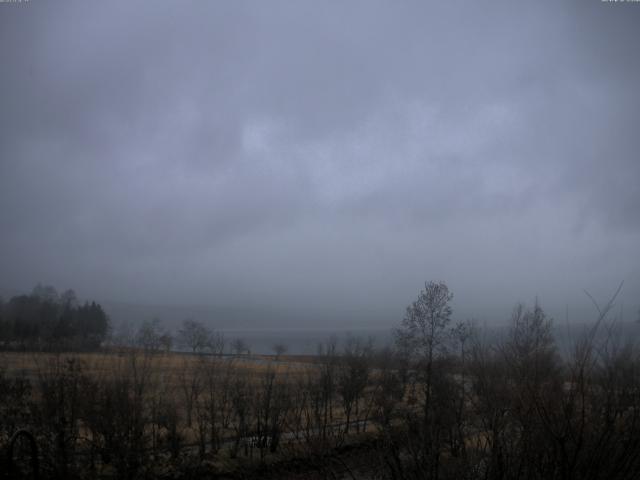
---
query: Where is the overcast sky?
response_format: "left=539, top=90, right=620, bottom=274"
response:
left=1, top=0, right=639, bottom=327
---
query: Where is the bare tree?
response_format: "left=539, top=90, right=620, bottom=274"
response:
left=229, top=375, right=251, bottom=458
left=177, top=357, right=202, bottom=428
left=315, top=336, right=340, bottom=448
left=177, top=319, right=221, bottom=354
left=394, top=281, right=454, bottom=478
left=135, top=318, right=164, bottom=353
left=232, top=338, right=249, bottom=356
left=272, top=342, right=288, bottom=360
left=32, top=355, right=87, bottom=478
left=199, top=357, right=235, bottom=455
left=81, top=352, right=155, bottom=478
left=158, top=333, right=173, bottom=353
left=338, top=335, right=372, bottom=433
left=252, top=366, right=291, bottom=459
left=396, top=281, right=453, bottom=362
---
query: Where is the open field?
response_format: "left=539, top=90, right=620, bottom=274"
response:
left=0, top=350, right=314, bottom=382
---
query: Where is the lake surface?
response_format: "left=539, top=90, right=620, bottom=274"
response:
left=220, top=321, right=640, bottom=355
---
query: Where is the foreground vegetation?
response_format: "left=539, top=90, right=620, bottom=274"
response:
left=1, top=281, right=640, bottom=479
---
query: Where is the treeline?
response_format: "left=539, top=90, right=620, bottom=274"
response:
left=0, top=284, right=109, bottom=350
left=372, top=281, right=640, bottom=480
left=1, top=281, right=640, bottom=479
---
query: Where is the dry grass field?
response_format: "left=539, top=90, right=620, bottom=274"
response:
left=0, top=349, right=324, bottom=430
left=0, top=350, right=312, bottom=378
left=0, top=347, right=370, bottom=399
left=1, top=348, right=381, bottom=478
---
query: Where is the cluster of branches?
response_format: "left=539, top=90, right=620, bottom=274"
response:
left=0, top=284, right=109, bottom=351
left=369, top=281, right=640, bottom=480
left=110, top=317, right=226, bottom=356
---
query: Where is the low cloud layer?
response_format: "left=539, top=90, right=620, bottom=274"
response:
left=1, top=1, right=639, bottom=326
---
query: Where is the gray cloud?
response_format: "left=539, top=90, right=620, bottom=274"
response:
left=1, top=0, right=639, bottom=326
